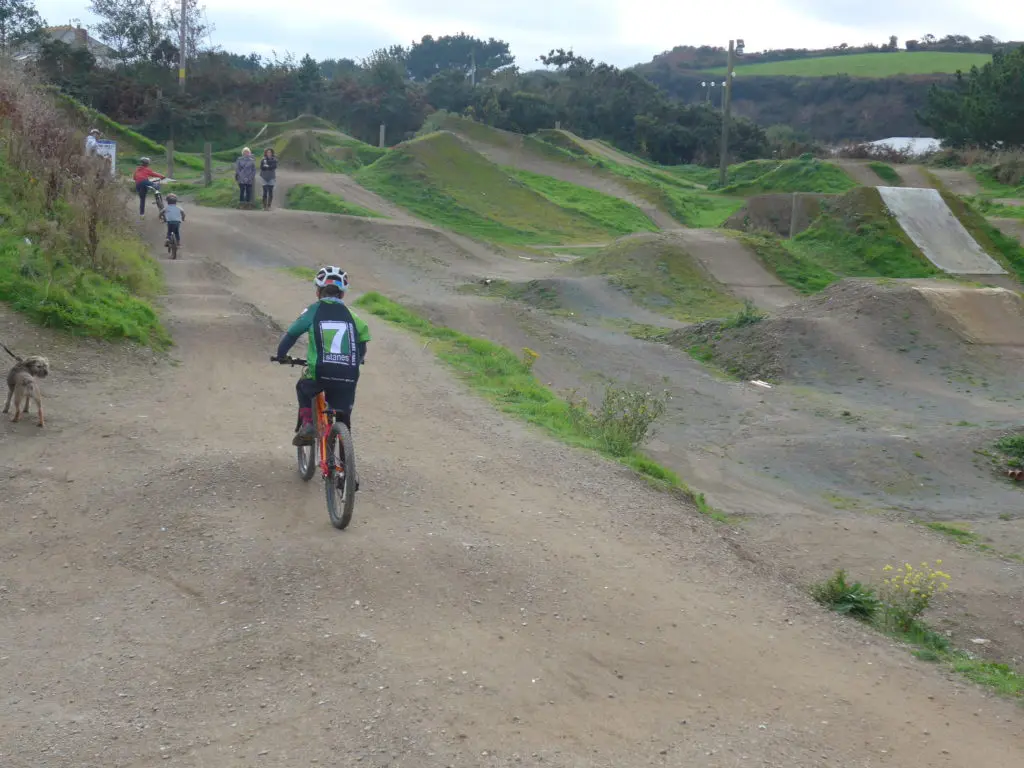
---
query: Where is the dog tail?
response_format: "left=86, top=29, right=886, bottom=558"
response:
left=1, top=342, right=21, bottom=362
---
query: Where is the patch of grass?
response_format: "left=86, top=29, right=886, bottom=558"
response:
left=460, top=279, right=563, bottom=311
left=869, top=161, right=902, bottom=185
left=0, top=171, right=168, bottom=347
left=924, top=521, right=980, bottom=544
left=191, top=178, right=241, bottom=208
left=356, top=292, right=731, bottom=526
left=279, top=265, right=313, bottom=280
left=968, top=197, right=1024, bottom=219
left=720, top=156, right=857, bottom=195
left=703, top=51, right=993, bottom=78
left=355, top=133, right=632, bottom=245
left=786, top=187, right=939, bottom=281
left=625, top=323, right=674, bottom=342
left=571, top=236, right=744, bottom=321
left=505, top=167, right=658, bottom=235
left=286, top=184, right=385, bottom=218
left=970, top=166, right=1024, bottom=198
left=811, top=567, right=1023, bottom=699
left=738, top=232, right=837, bottom=294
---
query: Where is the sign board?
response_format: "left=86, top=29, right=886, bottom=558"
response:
left=94, top=139, right=117, bottom=178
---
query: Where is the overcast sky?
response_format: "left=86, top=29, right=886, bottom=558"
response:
left=33, top=1, right=1024, bottom=67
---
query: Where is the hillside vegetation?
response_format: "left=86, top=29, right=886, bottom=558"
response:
left=1, top=75, right=167, bottom=346
left=570, top=235, right=743, bottom=321
left=742, top=188, right=941, bottom=293
left=355, top=132, right=658, bottom=245
left=721, top=157, right=857, bottom=195
left=703, top=51, right=992, bottom=77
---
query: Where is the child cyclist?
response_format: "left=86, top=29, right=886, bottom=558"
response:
left=158, top=193, right=186, bottom=248
left=275, top=266, right=371, bottom=448
left=133, top=157, right=165, bottom=217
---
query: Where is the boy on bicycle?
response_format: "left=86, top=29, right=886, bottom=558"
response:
left=275, top=266, right=370, bottom=447
left=158, top=193, right=186, bottom=248
left=133, top=157, right=165, bottom=217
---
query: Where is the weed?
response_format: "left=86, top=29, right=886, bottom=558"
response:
left=567, top=386, right=670, bottom=457
left=810, top=569, right=880, bottom=620
left=877, top=561, right=951, bottom=633
left=720, top=300, right=766, bottom=329
left=521, top=347, right=539, bottom=371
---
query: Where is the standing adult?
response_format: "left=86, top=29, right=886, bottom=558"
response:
left=85, top=128, right=100, bottom=156
left=235, top=147, right=257, bottom=208
left=260, top=148, right=278, bottom=211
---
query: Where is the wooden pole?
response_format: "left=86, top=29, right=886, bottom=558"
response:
left=166, top=140, right=174, bottom=179
left=203, top=142, right=212, bottom=186
left=178, top=0, right=187, bottom=91
left=379, top=123, right=386, bottom=148
left=718, top=40, right=736, bottom=188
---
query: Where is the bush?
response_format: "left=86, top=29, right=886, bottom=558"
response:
left=810, top=569, right=880, bottom=620
left=720, top=300, right=766, bottom=329
left=877, top=561, right=951, bottom=633
left=568, top=385, right=670, bottom=457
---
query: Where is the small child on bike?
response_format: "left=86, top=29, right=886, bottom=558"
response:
left=133, top=157, right=165, bottom=217
left=159, top=193, right=185, bottom=248
left=275, top=266, right=370, bottom=447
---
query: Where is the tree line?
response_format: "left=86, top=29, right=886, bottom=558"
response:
left=9, top=0, right=768, bottom=165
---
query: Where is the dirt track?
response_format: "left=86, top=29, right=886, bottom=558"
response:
left=2, top=177, right=1024, bottom=766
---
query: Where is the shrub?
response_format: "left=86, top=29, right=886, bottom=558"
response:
left=810, top=569, right=881, bottom=620
left=720, top=300, right=766, bottom=329
left=877, top=561, right=951, bottom=633
left=568, top=385, right=670, bottom=457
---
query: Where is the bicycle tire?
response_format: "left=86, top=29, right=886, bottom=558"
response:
left=168, top=239, right=178, bottom=260
left=324, top=422, right=356, bottom=530
left=296, top=442, right=316, bottom=481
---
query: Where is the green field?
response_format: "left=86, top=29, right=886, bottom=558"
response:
left=703, top=51, right=992, bottom=77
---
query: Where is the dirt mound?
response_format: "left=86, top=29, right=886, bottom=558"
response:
left=723, top=193, right=835, bottom=237
left=670, top=278, right=1024, bottom=384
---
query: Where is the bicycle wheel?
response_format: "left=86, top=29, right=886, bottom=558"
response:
left=324, top=421, right=356, bottom=530
left=295, top=413, right=317, bottom=481
left=167, top=239, right=178, bottom=260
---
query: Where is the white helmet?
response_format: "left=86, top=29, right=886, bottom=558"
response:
left=89, top=128, right=100, bottom=135
left=314, top=266, right=349, bottom=290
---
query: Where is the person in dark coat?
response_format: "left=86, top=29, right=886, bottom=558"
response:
left=235, top=147, right=257, bottom=208
left=260, top=148, right=278, bottom=210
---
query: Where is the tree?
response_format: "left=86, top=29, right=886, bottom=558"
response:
left=89, top=0, right=162, bottom=64
left=0, top=0, right=44, bottom=54
left=405, top=33, right=513, bottom=82
left=918, top=45, right=1024, bottom=148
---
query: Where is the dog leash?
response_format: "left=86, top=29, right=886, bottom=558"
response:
left=1, top=342, right=22, bottom=362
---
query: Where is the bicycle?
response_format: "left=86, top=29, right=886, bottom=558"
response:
left=148, top=178, right=175, bottom=214
left=270, top=355, right=356, bottom=530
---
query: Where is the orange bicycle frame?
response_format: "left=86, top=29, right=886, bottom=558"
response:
left=313, top=392, right=331, bottom=477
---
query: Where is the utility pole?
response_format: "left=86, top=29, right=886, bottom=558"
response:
left=178, top=0, right=187, bottom=91
left=717, top=40, right=736, bottom=187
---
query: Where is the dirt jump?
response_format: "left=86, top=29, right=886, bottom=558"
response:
left=878, top=186, right=1006, bottom=274
left=667, top=229, right=797, bottom=309
left=3, top=167, right=1024, bottom=766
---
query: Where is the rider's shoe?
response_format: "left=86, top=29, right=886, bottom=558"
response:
left=292, top=422, right=316, bottom=446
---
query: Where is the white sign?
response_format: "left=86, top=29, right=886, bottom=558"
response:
left=95, top=139, right=117, bottom=178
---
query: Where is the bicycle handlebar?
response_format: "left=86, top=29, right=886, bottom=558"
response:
left=270, top=355, right=307, bottom=366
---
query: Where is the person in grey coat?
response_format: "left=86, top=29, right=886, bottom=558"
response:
left=260, top=148, right=278, bottom=210
left=235, top=147, right=257, bottom=208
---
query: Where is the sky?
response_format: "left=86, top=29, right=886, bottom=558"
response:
left=33, top=0, right=1024, bottom=68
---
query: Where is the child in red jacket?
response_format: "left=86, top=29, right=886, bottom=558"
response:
left=133, top=157, right=165, bottom=217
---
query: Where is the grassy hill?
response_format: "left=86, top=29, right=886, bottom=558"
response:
left=702, top=51, right=992, bottom=77
left=570, top=235, right=744, bottom=321
left=721, top=157, right=857, bottom=195
left=354, top=132, right=659, bottom=245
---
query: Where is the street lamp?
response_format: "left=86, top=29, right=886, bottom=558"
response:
left=718, top=38, right=745, bottom=187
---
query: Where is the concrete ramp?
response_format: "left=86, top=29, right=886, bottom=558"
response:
left=877, top=186, right=1006, bottom=275
left=911, top=282, right=1024, bottom=345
